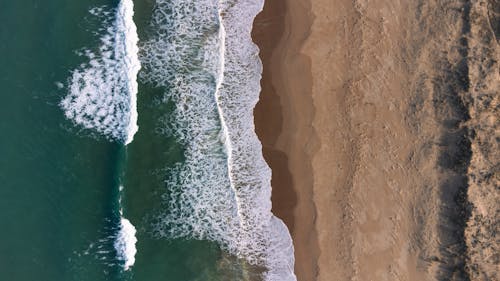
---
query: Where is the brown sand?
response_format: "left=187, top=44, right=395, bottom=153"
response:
left=253, top=0, right=499, bottom=280
left=253, top=1, right=319, bottom=280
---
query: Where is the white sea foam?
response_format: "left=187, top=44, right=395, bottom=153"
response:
left=114, top=217, right=137, bottom=270
left=61, top=0, right=140, bottom=269
left=61, top=0, right=141, bottom=144
left=141, top=0, right=296, bottom=280
left=114, top=185, right=138, bottom=271
left=217, top=1, right=296, bottom=280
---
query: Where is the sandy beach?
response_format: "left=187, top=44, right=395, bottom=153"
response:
left=253, top=0, right=499, bottom=280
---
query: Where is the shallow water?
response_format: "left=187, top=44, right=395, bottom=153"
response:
left=0, top=0, right=294, bottom=280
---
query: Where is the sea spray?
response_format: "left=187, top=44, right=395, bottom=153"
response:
left=140, top=0, right=296, bottom=279
left=61, top=0, right=141, bottom=144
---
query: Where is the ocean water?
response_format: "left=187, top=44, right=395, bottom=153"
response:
left=0, top=0, right=295, bottom=280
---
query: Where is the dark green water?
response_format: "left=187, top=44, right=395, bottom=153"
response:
left=0, top=0, right=237, bottom=280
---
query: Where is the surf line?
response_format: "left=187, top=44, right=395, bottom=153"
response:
left=114, top=0, right=140, bottom=271
left=120, top=0, right=141, bottom=146
left=60, top=0, right=140, bottom=145
left=114, top=185, right=137, bottom=271
left=59, top=0, right=140, bottom=270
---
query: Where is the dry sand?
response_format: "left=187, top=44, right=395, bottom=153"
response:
left=252, top=0, right=499, bottom=280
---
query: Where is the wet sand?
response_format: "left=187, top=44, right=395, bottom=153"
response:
left=252, top=0, right=499, bottom=280
left=252, top=1, right=318, bottom=280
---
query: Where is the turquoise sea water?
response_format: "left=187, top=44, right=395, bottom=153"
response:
left=0, top=0, right=295, bottom=280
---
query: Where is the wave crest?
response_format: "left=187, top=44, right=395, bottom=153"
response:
left=61, top=0, right=140, bottom=144
left=140, top=0, right=296, bottom=280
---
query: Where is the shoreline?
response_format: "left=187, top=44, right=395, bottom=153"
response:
left=252, top=0, right=499, bottom=280
left=252, top=0, right=318, bottom=280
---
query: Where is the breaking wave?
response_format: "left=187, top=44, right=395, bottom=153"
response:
left=61, top=0, right=140, bottom=144
left=114, top=185, right=137, bottom=271
left=140, top=0, right=296, bottom=280
left=61, top=0, right=140, bottom=271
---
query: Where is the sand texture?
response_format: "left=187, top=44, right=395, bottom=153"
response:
left=252, top=0, right=499, bottom=280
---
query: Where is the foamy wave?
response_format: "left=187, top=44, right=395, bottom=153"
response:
left=114, top=217, right=137, bottom=270
left=217, top=1, right=296, bottom=279
left=114, top=185, right=138, bottom=271
left=141, top=0, right=296, bottom=280
left=61, top=0, right=141, bottom=144
left=141, top=0, right=239, bottom=244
